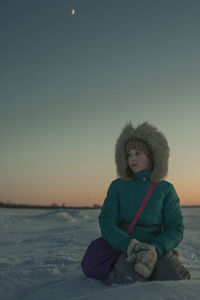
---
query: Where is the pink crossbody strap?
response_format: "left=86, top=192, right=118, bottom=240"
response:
left=126, top=183, right=157, bottom=235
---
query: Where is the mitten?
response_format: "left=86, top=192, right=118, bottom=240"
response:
left=127, top=239, right=151, bottom=263
left=134, top=242, right=158, bottom=278
left=127, top=240, right=158, bottom=278
left=126, top=239, right=140, bottom=263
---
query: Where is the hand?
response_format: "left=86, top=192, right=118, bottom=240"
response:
left=127, top=239, right=152, bottom=263
left=134, top=242, right=158, bottom=278
left=126, top=239, right=140, bottom=263
left=127, top=240, right=158, bottom=278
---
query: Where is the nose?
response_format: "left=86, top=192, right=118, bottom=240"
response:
left=129, top=154, right=137, bottom=162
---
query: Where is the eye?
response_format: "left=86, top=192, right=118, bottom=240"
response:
left=136, top=151, right=140, bottom=156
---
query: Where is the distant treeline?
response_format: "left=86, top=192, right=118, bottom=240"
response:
left=0, top=202, right=102, bottom=210
left=0, top=202, right=199, bottom=210
left=181, top=205, right=200, bottom=208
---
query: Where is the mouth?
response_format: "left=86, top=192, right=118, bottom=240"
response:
left=131, top=164, right=138, bottom=168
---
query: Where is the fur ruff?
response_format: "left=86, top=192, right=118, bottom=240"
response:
left=115, top=121, right=169, bottom=183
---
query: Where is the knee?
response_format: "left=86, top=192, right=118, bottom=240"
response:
left=150, top=252, right=191, bottom=281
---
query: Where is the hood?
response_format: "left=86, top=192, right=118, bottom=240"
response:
left=115, top=121, right=169, bottom=182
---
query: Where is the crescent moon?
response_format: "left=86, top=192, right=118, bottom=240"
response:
left=71, top=9, right=75, bottom=15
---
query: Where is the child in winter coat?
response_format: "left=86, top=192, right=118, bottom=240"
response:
left=99, top=122, right=191, bottom=285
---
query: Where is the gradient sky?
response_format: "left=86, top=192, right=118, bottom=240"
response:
left=1, top=0, right=200, bottom=206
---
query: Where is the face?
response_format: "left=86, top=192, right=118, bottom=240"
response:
left=127, top=149, right=152, bottom=173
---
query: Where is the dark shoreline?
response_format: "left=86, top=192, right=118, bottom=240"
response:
left=0, top=202, right=199, bottom=210
left=0, top=202, right=101, bottom=210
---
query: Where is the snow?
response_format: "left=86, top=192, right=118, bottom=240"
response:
left=0, top=207, right=199, bottom=300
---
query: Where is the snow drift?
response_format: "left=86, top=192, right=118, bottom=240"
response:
left=0, top=207, right=199, bottom=300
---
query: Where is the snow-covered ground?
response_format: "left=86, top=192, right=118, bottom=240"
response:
left=0, top=207, right=199, bottom=300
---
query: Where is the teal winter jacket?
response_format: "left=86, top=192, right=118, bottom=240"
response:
left=98, top=170, right=184, bottom=257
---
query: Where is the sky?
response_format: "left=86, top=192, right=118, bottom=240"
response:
left=1, top=0, right=200, bottom=207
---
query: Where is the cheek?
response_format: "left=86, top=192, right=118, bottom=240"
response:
left=144, top=158, right=150, bottom=167
left=140, top=157, right=149, bottom=166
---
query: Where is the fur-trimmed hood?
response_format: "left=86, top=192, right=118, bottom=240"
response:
left=115, top=122, right=169, bottom=183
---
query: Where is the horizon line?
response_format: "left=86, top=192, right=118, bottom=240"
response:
left=1, top=202, right=200, bottom=209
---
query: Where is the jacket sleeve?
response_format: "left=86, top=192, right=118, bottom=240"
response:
left=151, top=184, right=184, bottom=256
left=98, top=180, right=131, bottom=253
